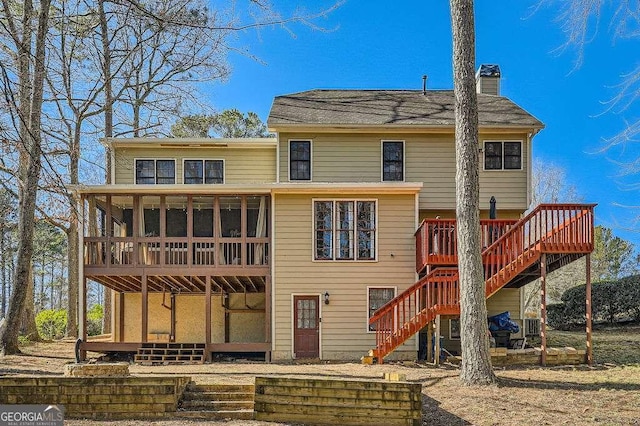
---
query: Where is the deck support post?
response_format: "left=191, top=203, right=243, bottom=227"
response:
left=426, top=320, right=434, bottom=363
left=118, top=292, right=125, bottom=342
left=79, top=277, right=87, bottom=361
left=585, top=254, right=593, bottom=366
left=142, top=274, right=148, bottom=343
left=206, top=276, right=212, bottom=362
left=540, top=253, right=547, bottom=366
left=265, top=275, right=272, bottom=347
left=434, top=315, right=441, bottom=365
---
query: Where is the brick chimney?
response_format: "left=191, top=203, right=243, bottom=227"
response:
left=476, top=64, right=501, bottom=95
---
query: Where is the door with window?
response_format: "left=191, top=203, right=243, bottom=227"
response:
left=293, top=295, right=320, bottom=358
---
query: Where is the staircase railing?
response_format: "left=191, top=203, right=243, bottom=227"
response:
left=369, top=268, right=459, bottom=362
left=483, top=204, right=595, bottom=296
left=372, top=203, right=595, bottom=363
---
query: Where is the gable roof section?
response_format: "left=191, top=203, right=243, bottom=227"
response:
left=268, top=90, right=543, bottom=130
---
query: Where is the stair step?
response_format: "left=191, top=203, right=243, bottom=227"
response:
left=182, top=391, right=254, bottom=401
left=186, top=384, right=255, bottom=393
left=180, top=400, right=254, bottom=411
left=175, top=409, right=254, bottom=421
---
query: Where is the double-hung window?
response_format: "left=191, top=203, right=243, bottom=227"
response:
left=184, top=159, right=224, bottom=184
left=368, top=287, right=396, bottom=331
left=484, top=141, right=522, bottom=170
left=382, top=141, right=404, bottom=181
left=289, top=140, right=311, bottom=181
left=314, top=200, right=376, bottom=261
left=135, top=159, right=175, bottom=184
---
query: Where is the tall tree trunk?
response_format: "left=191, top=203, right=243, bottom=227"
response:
left=1, top=221, right=6, bottom=317
left=0, top=0, right=51, bottom=355
left=99, top=0, right=113, bottom=334
left=65, top=123, right=80, bottom=338
left=21, top=269, right=40, bottom=341
left=450, top=0, right=495, bottom=385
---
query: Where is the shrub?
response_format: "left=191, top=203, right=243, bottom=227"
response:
left=87, top=304, right=104, bottom=336
left=35, top=309, right=67, bottom=340
left=549, top=274, right=640, bottom=329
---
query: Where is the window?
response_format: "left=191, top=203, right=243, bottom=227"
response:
left=313, top=200, right=376, bottom=261
left=135, top=159, right=176, bottom=184
left=184, top=160, right=224, bottom=184
left=484, top=141, right=522, bottom=170
left=382, top=141, right=404, bottom=181
left=290, top=140, right=311, bottom=181
left=449, top=318, right=460, bottom=339
left=368, top=287, right=396, bottom=331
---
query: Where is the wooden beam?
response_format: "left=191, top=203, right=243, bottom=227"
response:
left=142, top=274, right=148, bottom=343
left=585, top=253, right=593, bottom=366
left=540, top=253, right=547, bottom=367
left=206, top=276, right=212, bottom=362
left=160, top=196, right=166, bottom=267
left=426, top=321, right=433, bottom=363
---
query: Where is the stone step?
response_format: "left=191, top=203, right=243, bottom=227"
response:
left=182, top=391, right=254, bottom=401
left=186, top=384, right=255, bottom=393
left=180, top=400, right=254, bottom=411
left=174, top=409, right=254, bottom=421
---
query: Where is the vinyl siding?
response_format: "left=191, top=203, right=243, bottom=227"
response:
left=114, top=146, right=276, bottom=184
left=272, top=193, right=417, bottom=361
left=278, top=132, right=530, bottom=211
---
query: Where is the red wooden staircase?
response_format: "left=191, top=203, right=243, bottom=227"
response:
left=368, top=204, right=595, bottom=364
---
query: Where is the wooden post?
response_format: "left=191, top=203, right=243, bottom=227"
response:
left=585, top=253, right=593, bottom=366
left=265, top=275, right=272, bottom=345
left=426, top=321, right=434, bottom=363
left=79, top=277, right=87, bottom=360
left=540, top=253, right=547, bottom=366
left=205, top=276, right=212, bottom=362
left=119, top=292, right=125, bottom=342
left=434, top=315, right=441, bottom=365
left=142, top=274, right=148, bottom=343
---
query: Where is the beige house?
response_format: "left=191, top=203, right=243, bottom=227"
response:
left=75, top=65, right=594, bottom=363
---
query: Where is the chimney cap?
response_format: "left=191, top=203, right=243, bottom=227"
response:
left=477, top=64, right=501, bottom=78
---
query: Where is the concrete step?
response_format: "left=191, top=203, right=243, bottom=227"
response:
left=175, top=409, right=254, bottom=421
left=182, top=391, right=254, bottom=401
left=180, top=400, right=254, bottom=411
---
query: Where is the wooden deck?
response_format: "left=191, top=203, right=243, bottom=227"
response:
left=370, top=203, right=596, bottom=363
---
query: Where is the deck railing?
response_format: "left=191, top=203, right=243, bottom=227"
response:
left=415, top=219, right=518, bottom=272
left=84, top=236, right=270, bottom=268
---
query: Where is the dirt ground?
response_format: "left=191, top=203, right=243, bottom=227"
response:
left=1, top=332, right=639, bottom=426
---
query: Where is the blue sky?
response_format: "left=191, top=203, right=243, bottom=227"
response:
left=205, top=1, right=640, bottom=250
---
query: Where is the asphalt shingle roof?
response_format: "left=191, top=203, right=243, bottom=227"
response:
left=267, top=90, right=543, bottom=129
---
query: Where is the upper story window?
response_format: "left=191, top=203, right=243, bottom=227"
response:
left=484, top=141, right=522, bottom=170
left=184, top=159, right=224, bottom=184
left=382, top=141, right=404, bottom=181
left=313, top=200, right=376, bottom=261
left=135, top=159, right=175, bottom=184
left=289, top=140, right=311, bottom=181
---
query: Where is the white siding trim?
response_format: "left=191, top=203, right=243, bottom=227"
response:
left=381, top=140, right=406, bottom=182
left=366, top=286, right=397, bottom=333
left=287, top=139, right=313, bottom=182
left=526, top=133, right=532, bottom=208
left=270, top=194, right=276, bottom=352
left=276, top=134, right=281, bottom=184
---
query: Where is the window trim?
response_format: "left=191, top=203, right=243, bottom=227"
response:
left=381, top=140, right=405, bottom=182
left=182, top=158, right=225, bottom=184
left=483, top=140, right=523, bottom=171
left=366, top=286, right=397, bottom=333
left=288, top=139, right=312, bottom=181
left=134, top=158, right=176, bottom=184
left=311, top=199, right=378, bottom=263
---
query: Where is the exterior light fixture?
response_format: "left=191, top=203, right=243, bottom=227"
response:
left=324, top=291, right=330, bottom=305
